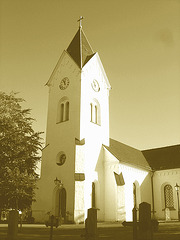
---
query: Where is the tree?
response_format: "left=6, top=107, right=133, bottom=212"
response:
left=0, top=92, right=43, bottom=211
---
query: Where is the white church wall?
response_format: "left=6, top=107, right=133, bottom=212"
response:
left=74, top=145, right=85, bottom=222
left=74, top=181, right=85, bottom=223
left=95, top=147, right=105, bottom=221
left=75, top=145, right=85, bottom=173
left=104, top=155, right=118, bottom=221
left=72, top=53, right=110, bottom=221
left=80, top=53, right=110, bottom=146
left=33, top=140, right=76, bottom=222
left=83, top=137, right=102, bottom=218
left=45, top=52, right=81, bottom=145
left=119, top=164, right=149, bottom=221
left=153, top=168, right=180, bottom=220
left=104, top=148, right=120, bottom=221
left=32, top=52, right=83, bottom=223
left=104, top=148, right=150, bottom=221
left=139, top=172, right=152, bottom=205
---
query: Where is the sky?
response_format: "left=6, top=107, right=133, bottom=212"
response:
left=1, top=0, right=180, bottom=150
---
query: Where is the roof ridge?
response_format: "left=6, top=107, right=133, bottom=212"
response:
left=104, top=145, right=152, bottom=171
left=81, top=28, right=94, bottom=53
left=109, top=138, right=140, bottom=151
left=142, top=144, right=180, bottom=152
left=104, top=138, right=151, bottom=171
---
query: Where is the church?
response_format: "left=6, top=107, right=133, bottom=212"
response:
left=32, top=22, right=180, bottom=224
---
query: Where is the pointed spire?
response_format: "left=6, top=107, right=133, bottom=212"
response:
left=66, top=19, right=95, bottom=69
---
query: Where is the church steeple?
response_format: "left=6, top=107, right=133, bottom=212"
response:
left=66, top=24, right=95, bottom=69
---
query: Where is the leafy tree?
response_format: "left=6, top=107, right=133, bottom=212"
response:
left=0, top=92, right=43, bottom=211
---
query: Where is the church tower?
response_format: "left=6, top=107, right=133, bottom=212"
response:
left=33, top=21, right=111, bottom=223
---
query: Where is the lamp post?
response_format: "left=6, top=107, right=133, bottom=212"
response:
left=174, top=183, right=180, bottom=221
left=133, top=183, right=137, bottom=240
left=54, top=177, right=63, bottom=220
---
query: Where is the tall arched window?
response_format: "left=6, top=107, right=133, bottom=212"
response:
left=90, top=103, right=93, bottom=122
left=57, top=97, right=69, bottom=123
left=90, top=99, right=101, bottom=125
left=95, top=105, right=98, bottom=124
left=65, top=101, right=69, bottom=121
left=60, top=103, right=64, bottom=122
left=164, top=184, right=174, bottom=209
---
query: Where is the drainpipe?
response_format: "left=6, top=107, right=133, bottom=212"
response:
left=151, top=171, right=155, bottom=218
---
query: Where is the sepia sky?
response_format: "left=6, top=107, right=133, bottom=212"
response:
left=1, top=0, right=180, bottom=150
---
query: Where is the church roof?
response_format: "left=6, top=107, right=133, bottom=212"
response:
left=142, top=145, right=180, bottom=170
left=67, top=27, right=95, bottom=69
left=104, top=139, right=151, bottom=171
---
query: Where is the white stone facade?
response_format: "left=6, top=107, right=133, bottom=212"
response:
left=153, top=169, right=180, bottom=220
left=32, top=27, right=180, bottom=224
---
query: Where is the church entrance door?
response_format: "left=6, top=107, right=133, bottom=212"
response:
left=55, top=188, right=66, bottom=223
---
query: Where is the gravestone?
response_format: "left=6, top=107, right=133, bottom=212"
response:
left=139, top=202, right=152, bottom=240
left=85, top=208, right=98, bottom=239
left=7, top=210, right=19, bottom=240
left=133, top=207, right=138, bottom=240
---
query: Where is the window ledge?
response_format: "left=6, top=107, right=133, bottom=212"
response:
left=56, top=120, right=69, bottom=124
left=90, top=121, right=101, bottom=126
left=162, top=207, right=176, bottom=211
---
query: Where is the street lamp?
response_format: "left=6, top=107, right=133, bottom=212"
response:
left=174, top=183, right=180, bottom=221
left=133, top=183, right=137, bottom=240
left=54, top=177, right=63, bottom=188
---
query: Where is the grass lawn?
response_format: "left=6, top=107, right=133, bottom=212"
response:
left=0, top=222, right=180, bottom=240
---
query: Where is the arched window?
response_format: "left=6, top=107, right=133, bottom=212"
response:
left=57, top=97, right=69, bottom=123
left=65, top=101, right=69, bottom=121
left=90, top=99, right=101, bottom=125
left=56, top=151, right=66, bottom=166
left=90, top=103, right=93, bottom=122
left=164, top=184, right=174, bottom=209
left=95, top=106, right=98, bottom=124
left=60, top=103, right=64, bottom=122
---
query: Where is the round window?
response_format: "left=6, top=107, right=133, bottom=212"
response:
left=56, top=152, right=66, bottom=166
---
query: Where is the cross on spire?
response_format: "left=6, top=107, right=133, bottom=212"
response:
left=77, top=16, right=84, bottom=28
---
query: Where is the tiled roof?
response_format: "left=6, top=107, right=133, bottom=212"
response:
left=104, top=139, right=180, bottom=171
left=104, top=138, right=151, bottom=170
left=67, top=28, right=95, bottom=68
left=142, top=145, right=180, bottom=170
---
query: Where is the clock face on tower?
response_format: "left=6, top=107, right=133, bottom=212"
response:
left=59, top=77, right=70, bottom=90
left=91, top=79, right=100, bottom=92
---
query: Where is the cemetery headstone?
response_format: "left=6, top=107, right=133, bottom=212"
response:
left=7, top=210, right=19, bottom=240
left=133, top=207, right=138, bottom=240
left=139, top=202, right=153, bottom=240
left=84, top=208, right=98, bottom=239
